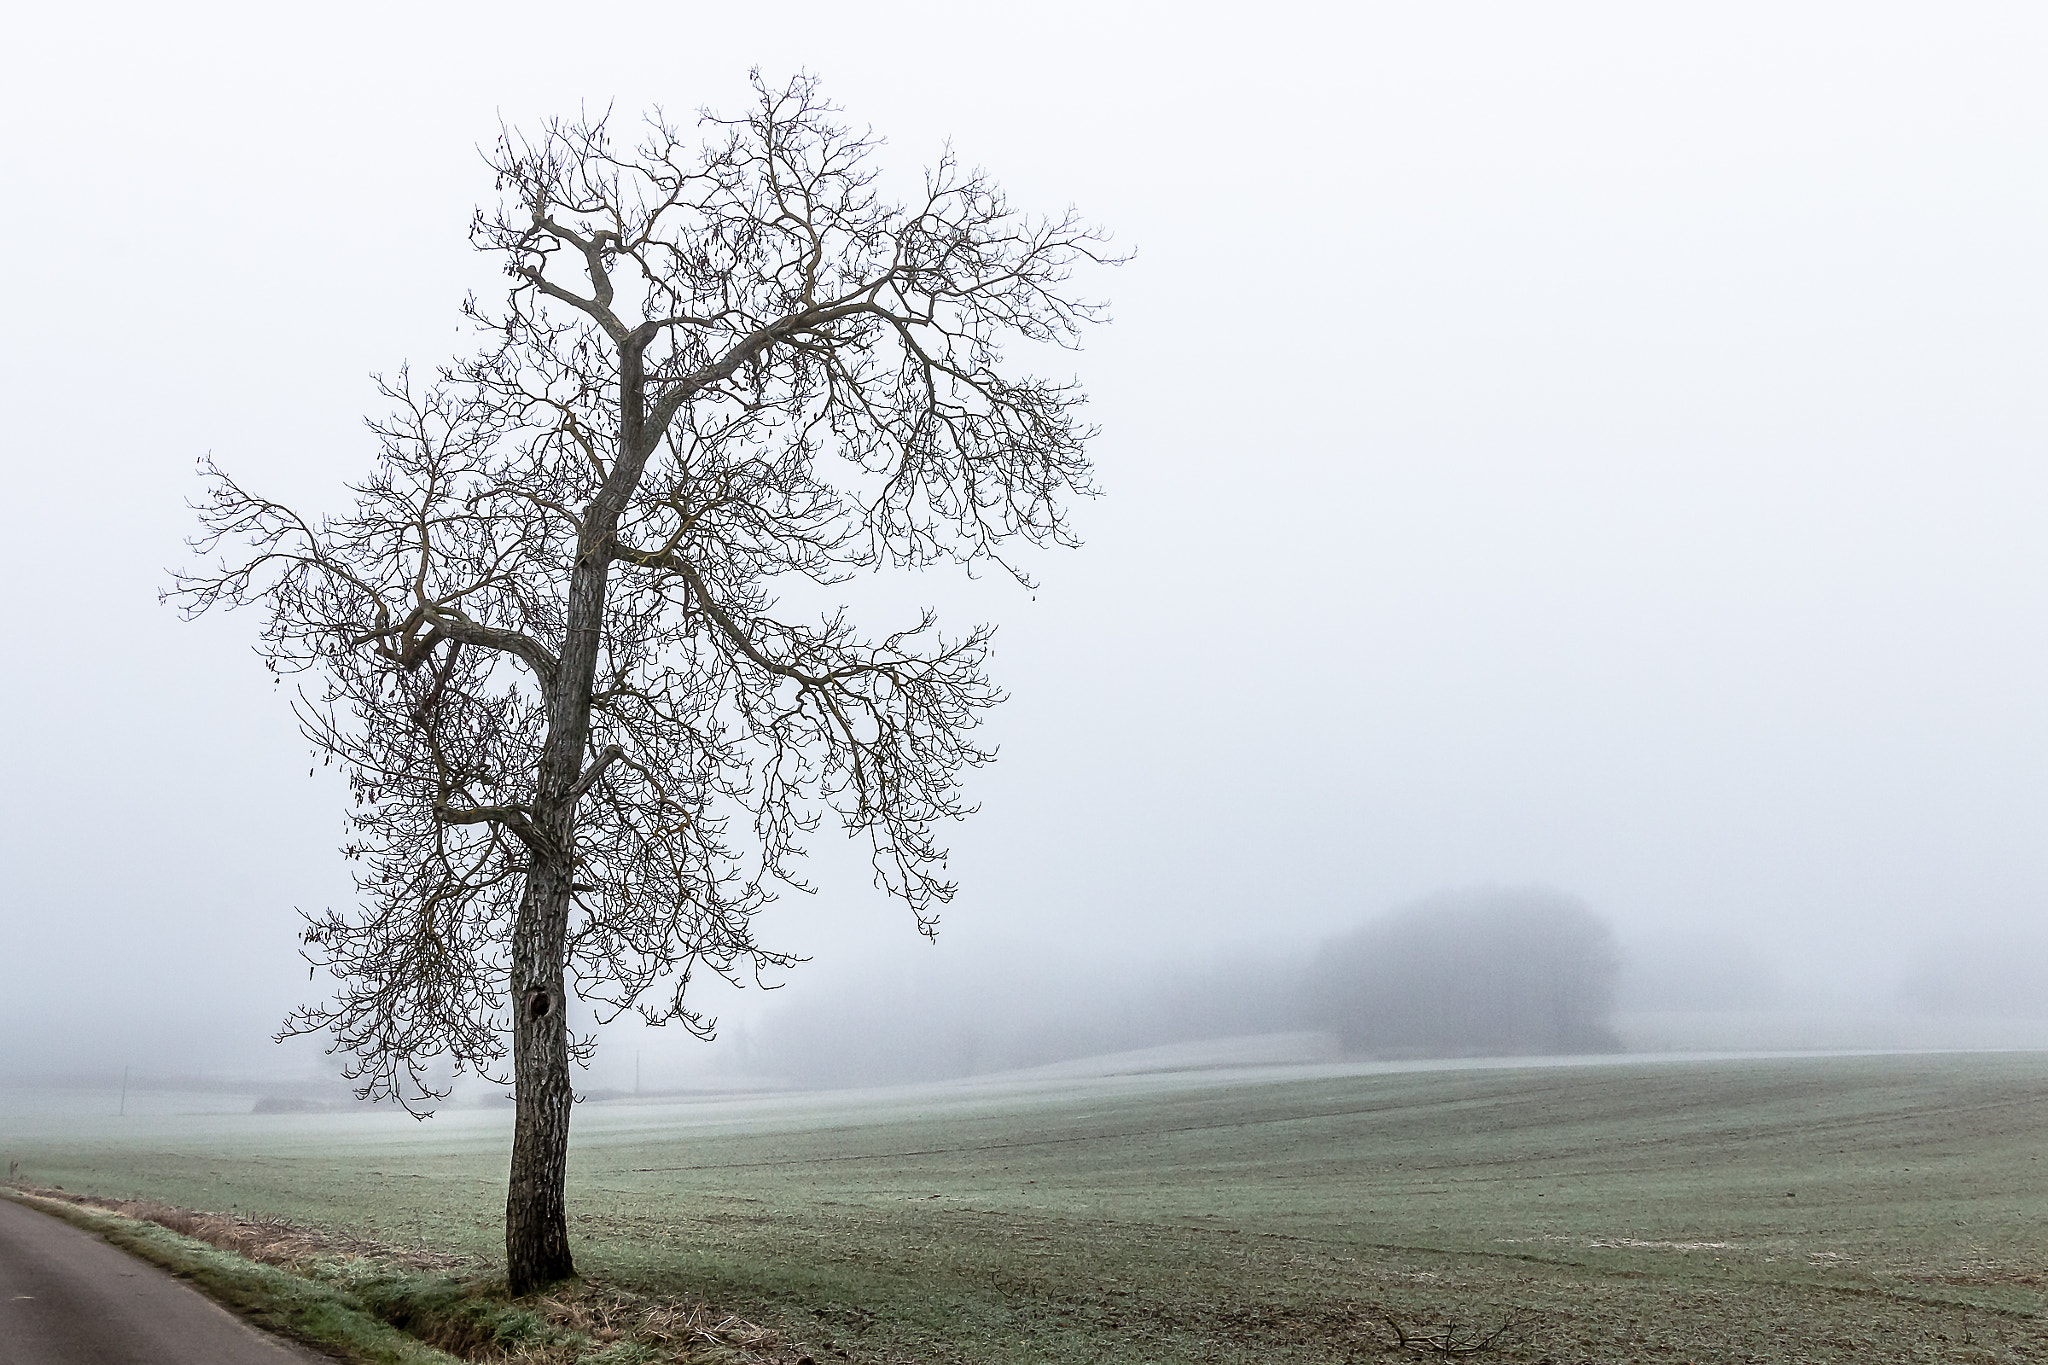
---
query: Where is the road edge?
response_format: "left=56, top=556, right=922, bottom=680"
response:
left=0, top=1188, right=463, bottom=1365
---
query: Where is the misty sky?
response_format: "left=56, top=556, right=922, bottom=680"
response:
left=4, top=2, right=2047, bottom=1083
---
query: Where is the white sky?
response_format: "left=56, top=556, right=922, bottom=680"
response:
left=3, top=1, right=2047, bottom=1080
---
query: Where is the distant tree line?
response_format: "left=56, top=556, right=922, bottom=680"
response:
left=751, top=887, right=1624, bottom=1085
left=1303, top=888, right=1622, bottom=1057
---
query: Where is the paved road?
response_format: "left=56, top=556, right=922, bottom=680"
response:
left=0, top=1197, right=325, bottom=1364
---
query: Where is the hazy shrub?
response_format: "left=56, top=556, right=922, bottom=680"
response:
left=1307, top=888, right=1622, bottom=1057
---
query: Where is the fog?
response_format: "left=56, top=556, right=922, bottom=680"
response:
left=5, top=3, right=2048, bottom=1100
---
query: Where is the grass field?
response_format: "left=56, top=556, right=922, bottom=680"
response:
left=8, top=1049, right=2048, bottom=1363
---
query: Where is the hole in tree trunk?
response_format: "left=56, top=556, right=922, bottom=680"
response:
left=525, top=988, right=552, bottom=1020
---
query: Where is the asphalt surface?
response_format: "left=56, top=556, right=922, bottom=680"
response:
left=0, top=1196, right=326, bottom=1364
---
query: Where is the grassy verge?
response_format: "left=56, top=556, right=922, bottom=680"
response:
left=2, top=1187, right=785, bottom=1364
left=6, top=1187, right=465, bottom=1362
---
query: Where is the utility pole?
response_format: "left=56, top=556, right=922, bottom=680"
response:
left=119, top=1066, right=129, bottom=1117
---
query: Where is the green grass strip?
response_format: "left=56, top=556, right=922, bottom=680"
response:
left=3, top=1190, right=467, bottom=1365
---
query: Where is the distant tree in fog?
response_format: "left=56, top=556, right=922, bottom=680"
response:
left=169, top=75, right=1114, bottom=1293
left=1307, top=888, right=1621, bottom=1057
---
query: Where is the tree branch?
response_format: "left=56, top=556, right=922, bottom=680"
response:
left=637, top=297, right=877, bottom=458
left=434, top=799, right=546, bottom=853
left=568, top=744, right=625, bottom=803
left=422, top=607, right=561, bottom=684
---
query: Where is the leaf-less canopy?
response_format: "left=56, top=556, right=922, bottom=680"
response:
left=172, top=73, right=1114, bottom=1291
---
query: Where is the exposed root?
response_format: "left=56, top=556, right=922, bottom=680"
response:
left=1378, top=1307, right=1529, bottom=1356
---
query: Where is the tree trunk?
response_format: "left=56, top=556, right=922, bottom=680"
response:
left=504, top=577, right=603, bottom=1294
left=506, top=856, right=576, bottom=1293
left=504, top=336, right=645, bottom=1295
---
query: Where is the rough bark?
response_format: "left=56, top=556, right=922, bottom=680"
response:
left=506, top=862, right=575, bottom=1290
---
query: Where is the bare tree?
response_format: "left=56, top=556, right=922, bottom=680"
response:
left=170, top=73, right=1113, bottom=1293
